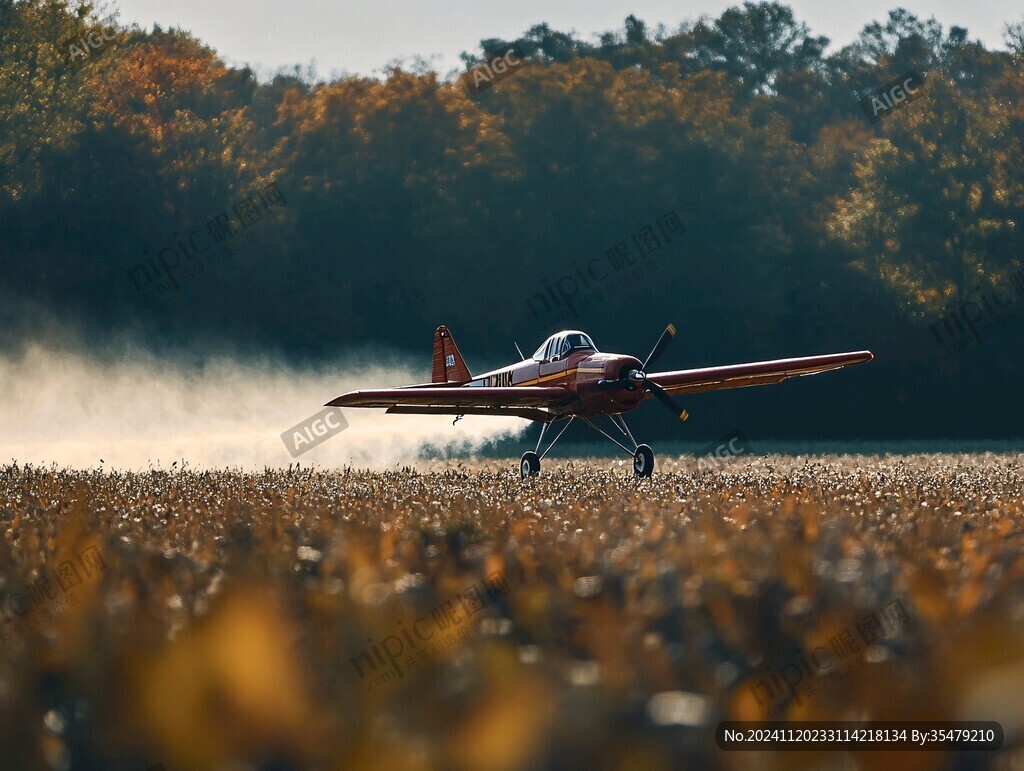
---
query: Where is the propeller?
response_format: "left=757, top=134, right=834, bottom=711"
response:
left=598, top=324, right=689, bottom=421
left=643, top=323, right=676, bottom=370
left=647, top=379, right=689, bottom=421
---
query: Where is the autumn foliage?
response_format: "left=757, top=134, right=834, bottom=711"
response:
left=2, top=0, right=1024, bottom=439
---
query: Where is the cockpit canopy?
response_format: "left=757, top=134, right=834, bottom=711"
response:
left=532, top=331, right=598, bottom=361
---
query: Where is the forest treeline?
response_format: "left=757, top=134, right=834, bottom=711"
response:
left=2, top=0, right=1023, bottom=438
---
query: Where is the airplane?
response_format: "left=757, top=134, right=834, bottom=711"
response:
left=327, top=325, right=873, bottom=478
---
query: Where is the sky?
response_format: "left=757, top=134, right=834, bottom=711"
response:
left=107, top=0, right=1020, bottom=80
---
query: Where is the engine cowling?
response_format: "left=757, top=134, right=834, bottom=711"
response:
left=575, top=353, right=646, bottom=415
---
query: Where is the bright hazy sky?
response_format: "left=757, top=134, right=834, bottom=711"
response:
left=109, top=0, right=1018, bottom=80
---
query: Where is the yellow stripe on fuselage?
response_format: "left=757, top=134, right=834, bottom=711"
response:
left=518, top=367, right=580, bottom=386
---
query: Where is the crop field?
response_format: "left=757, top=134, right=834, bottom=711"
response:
left=1, top=454, right=1023, bottom=770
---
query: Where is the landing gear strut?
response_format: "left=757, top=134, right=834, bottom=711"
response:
left=519, top=416, right=574, bottom=479
left=520, top=413, right=655, bottom=478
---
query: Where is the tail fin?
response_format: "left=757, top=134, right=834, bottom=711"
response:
left=431, top=326, right=472, bottom=384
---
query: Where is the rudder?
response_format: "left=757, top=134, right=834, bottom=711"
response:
left=431, top=326, right=472, bottom=384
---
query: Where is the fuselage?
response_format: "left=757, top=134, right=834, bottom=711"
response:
left=468, top=342, right=644, bottom=418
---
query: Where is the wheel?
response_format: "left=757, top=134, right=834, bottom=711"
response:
left=520, top=451, right=541, bottom=479
left=633, top=444, right=654, bottom=478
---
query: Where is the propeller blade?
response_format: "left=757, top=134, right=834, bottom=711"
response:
left=646, top=380, right=689, bottom=421
left=642, top=323, right=676, bottom=370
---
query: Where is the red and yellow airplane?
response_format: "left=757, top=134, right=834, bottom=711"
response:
left=328, top=325, right=873, bottom=478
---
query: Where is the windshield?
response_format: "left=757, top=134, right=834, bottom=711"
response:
left=533, top=337, right=554, bottom=361
left=564, top=332, right=596, bottom=351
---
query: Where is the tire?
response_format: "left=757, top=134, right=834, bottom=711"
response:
left=633, top=444, right=654, bottom=478
left=520, top=451, right=541, bottom=479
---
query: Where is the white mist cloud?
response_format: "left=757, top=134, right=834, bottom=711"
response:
left=0, top=343, right=527, bottom=470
